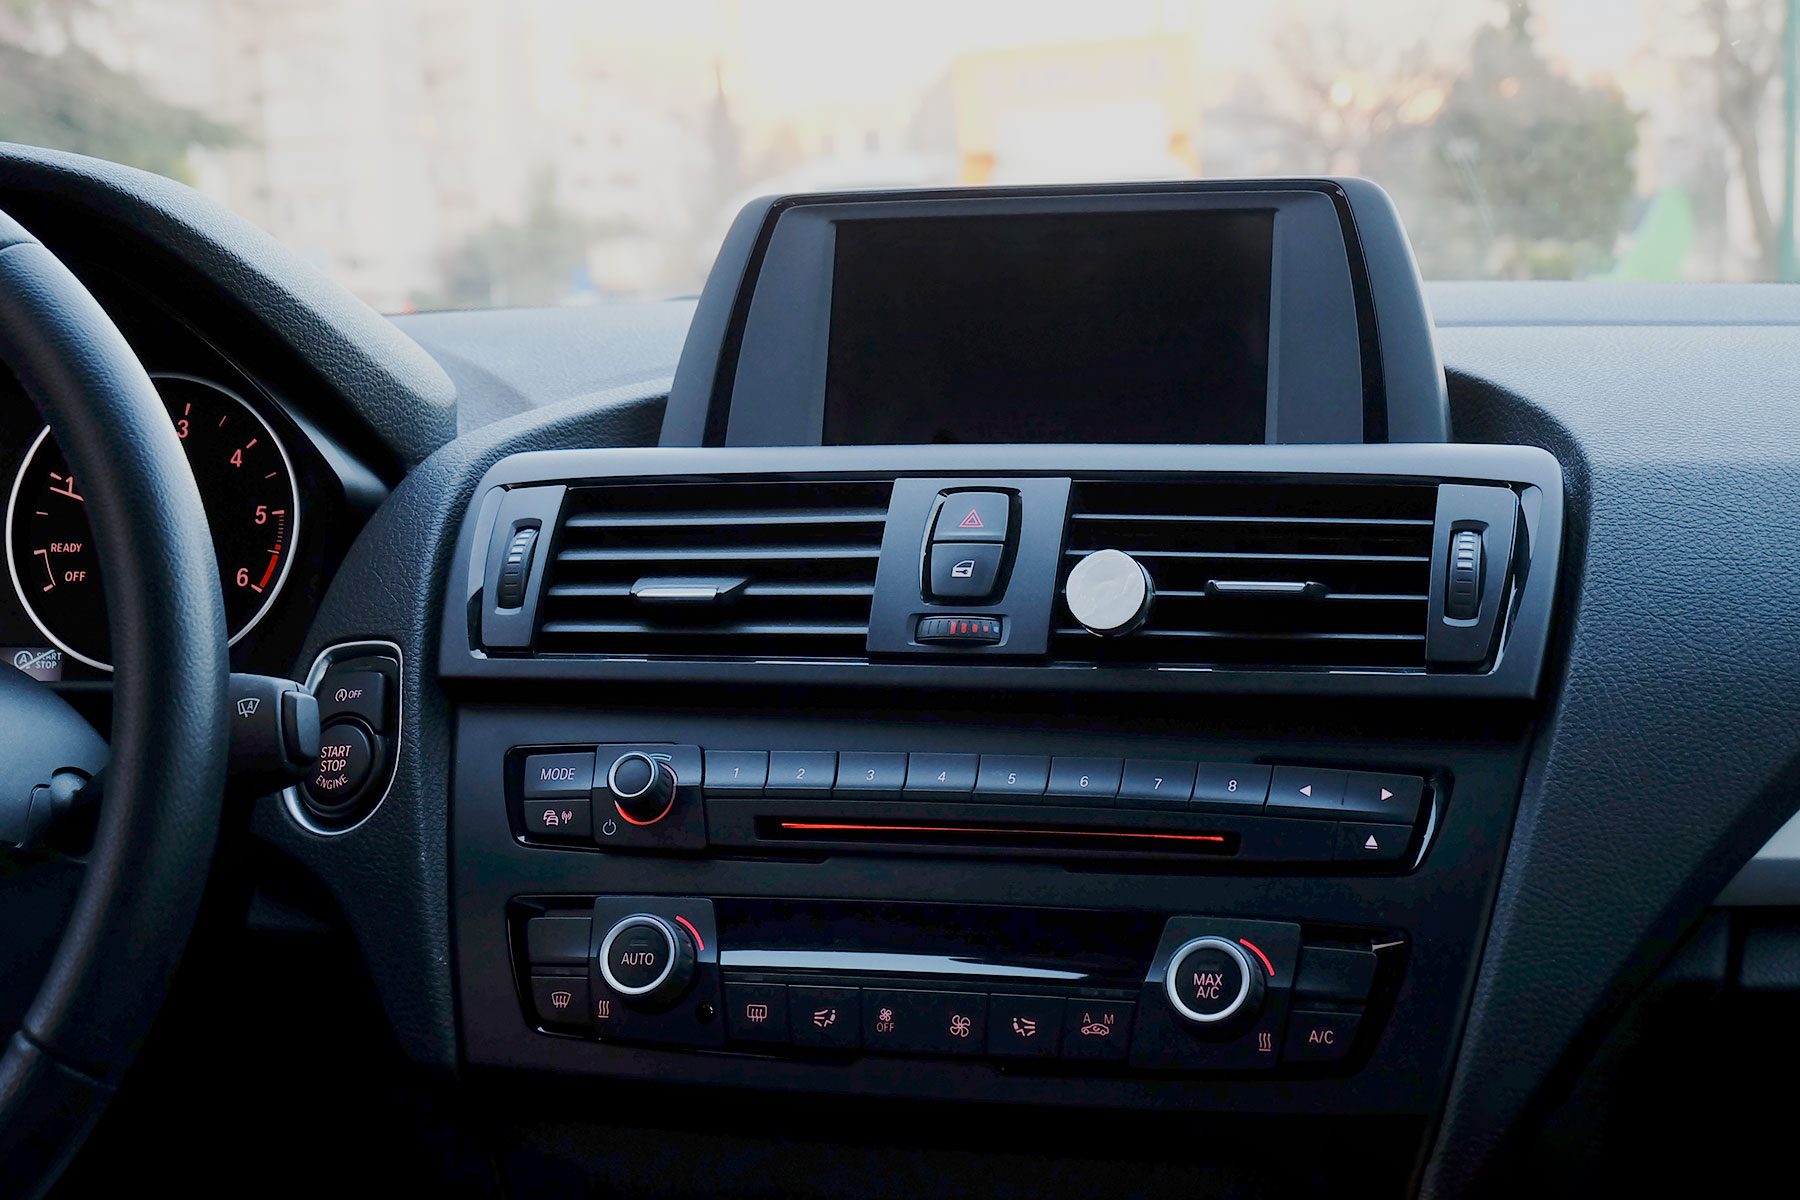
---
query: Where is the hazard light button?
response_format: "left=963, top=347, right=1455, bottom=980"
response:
left=932, top=491, right=1009, bottom=544
left=1334, top=821, right=1412, bottom=863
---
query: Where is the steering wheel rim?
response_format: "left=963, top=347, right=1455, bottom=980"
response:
left=0, top=210, right=228, bottom=1193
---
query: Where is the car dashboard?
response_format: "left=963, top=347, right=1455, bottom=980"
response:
left=5, top=144, right=1800, bottom=1200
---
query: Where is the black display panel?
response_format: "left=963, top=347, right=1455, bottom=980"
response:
left=823, top=212, right=1273, bottom=446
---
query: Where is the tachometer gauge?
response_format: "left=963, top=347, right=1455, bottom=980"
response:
left=5, top=373, right=300, bottom=670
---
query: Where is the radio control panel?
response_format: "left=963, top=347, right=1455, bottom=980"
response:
left=510, top=743, right=1433, bottom=868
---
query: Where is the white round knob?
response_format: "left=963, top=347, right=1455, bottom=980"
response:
left=1065, top=549, right=1152, bottom=637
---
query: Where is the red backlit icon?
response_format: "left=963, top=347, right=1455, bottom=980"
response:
left=812, top=1008, right=838, bottom=1029
left=1078, top=1012, right=1116, bottom=1038
left=549, top=990, right=572, bottom=1010
left=595, top=999, right=612, bottom=1021
left=959, top=508, right=984, bottom=529
left=949, top=1013, right=973, bottom=1038
left=745, top=1003, right=769, bottom=1023
left=1011, top=1016, right=1038, bottom=1039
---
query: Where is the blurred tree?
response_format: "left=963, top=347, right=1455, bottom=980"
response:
left=1219, top=12, right=1458, bottom=273
left=0, top=1, right=239, bottom=182
left=1261, top=18, right=1452, bottom=179
left=1431, top=11, right=1639, bottom=278
left=428, top=172, right=629, bottom=310
left=1695, top=0, right=1787, bottom=278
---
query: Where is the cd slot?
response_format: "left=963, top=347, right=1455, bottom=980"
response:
left=759, top=816, right=1239, bottom=856
left=706, top=797, right=1342, bottom=865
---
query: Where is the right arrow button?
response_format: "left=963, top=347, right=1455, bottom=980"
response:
left=1341, top=772, right=1424, bottom=823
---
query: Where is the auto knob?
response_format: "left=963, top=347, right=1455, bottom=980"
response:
left=597, top=913, right=697, bottom=1010
left=1163, top=936, right=1267, bottom=1029
left=605, top=751, right=677, bottom=824
left=1065, top=548, right=1153, bottom=636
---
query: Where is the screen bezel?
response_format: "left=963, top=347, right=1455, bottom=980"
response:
left=719, top=189, right=1367, bottom=447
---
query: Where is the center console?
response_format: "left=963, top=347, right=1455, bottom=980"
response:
left=438, top=180, right=1562, bottom=1133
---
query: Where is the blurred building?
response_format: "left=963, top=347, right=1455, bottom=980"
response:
left=78, top=0, right=728, bottom=308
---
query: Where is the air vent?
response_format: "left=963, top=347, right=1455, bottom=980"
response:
left=1056, top=480, right=1438, bottom=669
left=535, top=480, right=892, bottom=659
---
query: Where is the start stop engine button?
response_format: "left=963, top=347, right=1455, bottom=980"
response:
left=305, top=721, right=374, bottom=809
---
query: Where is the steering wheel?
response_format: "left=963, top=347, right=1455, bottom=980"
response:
left=0, top=210, right=228, bottom=1193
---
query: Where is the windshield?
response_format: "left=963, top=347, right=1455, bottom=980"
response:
left=1, top=0, right=1792, bottom=309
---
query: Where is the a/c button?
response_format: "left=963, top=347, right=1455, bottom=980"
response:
left=1282, top=1009, right=1361, bottom=1062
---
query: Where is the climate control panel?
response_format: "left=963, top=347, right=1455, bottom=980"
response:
left=515, top=898, right=1393, bottom=1074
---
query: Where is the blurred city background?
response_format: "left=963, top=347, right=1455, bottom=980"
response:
left=0, top=0, right=1794, bottom=309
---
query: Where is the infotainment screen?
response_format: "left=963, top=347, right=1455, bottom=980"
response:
left=823, top=210, right=1274, bottom=446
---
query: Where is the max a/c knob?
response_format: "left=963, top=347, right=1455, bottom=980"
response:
left=605, top=751, right=676, bottom=824
left=598, top=914, right=696, bottom=1009
left=1066, top=548, right=1153, bottom=637
left=1164, top=936, right=1267, bottom=1028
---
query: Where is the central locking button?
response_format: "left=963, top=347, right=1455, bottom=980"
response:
left=927, top=542, right=1004, bottom=601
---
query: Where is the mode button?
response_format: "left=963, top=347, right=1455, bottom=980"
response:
left=522, top=751, right=595, bottom=799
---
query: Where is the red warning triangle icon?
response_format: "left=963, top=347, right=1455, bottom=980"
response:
left=958, top=508, right=985, bottom=529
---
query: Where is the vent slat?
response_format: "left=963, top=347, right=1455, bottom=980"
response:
left=564, top=508, right=888, bottom=530
left=1066, top=549, right=1430, bottom=565
left=557, top=545, right=882, bottom=563
left=546, top=581, right=877, bottom=599
left=543, top=621, right=871, bottom=638
left=1057, top=480, right=1439, bottom=670
left=1055, top=628, right=1427, bottom=643
left=1069, top=512, right=1434, bottom=529
left=534, top=480, right=890, bottom=660
left=1151, top=589, right=1426, bottom=603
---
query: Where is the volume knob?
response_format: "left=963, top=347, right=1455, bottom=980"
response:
left=606, top=751, right=676, bottom=824
left=1066, top=548, right=1153, bottom=636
